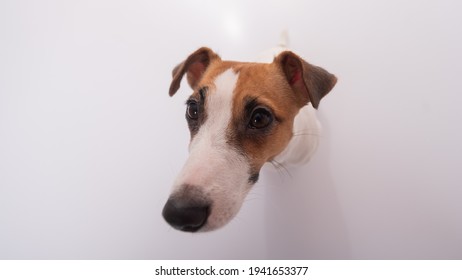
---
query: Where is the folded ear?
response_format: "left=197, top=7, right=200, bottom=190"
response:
left=274, top=51, right=337, bottom=109
left=169, top=47, right=221, bottom=96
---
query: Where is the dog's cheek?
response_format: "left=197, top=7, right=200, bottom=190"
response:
left=239, top=127, right=292, bottom=168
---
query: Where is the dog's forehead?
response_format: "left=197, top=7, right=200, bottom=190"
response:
left=199, top=61, right=285, bottom=97
left=198, top=61, right=242, bottom=87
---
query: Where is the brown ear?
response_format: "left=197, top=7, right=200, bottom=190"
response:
left=169, top=47, right=221, bottom=96
left=275, top=51, right=337, bottom=109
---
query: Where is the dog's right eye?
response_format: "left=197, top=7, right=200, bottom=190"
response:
left=186, top=101, right=199, bottom=120
left=248, top=107, right=273, bottom=129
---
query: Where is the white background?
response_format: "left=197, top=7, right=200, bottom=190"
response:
left=1, top=0, right=461, bottom=259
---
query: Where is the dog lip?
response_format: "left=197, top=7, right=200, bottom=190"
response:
left=248, top=172, right=260, bottom=184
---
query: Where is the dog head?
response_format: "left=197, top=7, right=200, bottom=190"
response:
left=162, top=47, right=336, bottom=232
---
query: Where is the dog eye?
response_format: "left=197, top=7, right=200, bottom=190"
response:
left=249, top=108, right=272, bottom=129
left=186, top=101, right=199, bottom=120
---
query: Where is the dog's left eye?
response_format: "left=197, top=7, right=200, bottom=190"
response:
left=186, top=101, right=199, bottom=120
left=249, top=108, right=273, bottom=129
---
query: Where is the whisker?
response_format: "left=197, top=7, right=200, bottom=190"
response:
left=270, top=159, right=292, bottom=182
left=292, top=132, right=319, bottom=137
left=245, top=191, right=262, bottom=199
left=292, top=129, right=320, bottom=137
left=243, top=197, right=260, bottom=203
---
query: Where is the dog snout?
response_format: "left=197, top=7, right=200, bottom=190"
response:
left=162, top=197, right=210, bottom=232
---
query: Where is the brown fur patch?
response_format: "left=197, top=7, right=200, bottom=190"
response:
left=229, top=62, right=301, bottom=171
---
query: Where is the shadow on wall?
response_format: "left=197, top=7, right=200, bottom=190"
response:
left=261, top=111, right=351, bottom=259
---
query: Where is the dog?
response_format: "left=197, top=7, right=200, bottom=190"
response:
left=162, top=41, right=337, bottom=232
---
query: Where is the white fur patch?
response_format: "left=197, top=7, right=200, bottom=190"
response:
left=172, top=69, right=252, bottom=231
left=274, top=104, right=321, bottom=165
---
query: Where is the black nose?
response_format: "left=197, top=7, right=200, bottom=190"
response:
left=162, top=198, right=209, bottom=232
